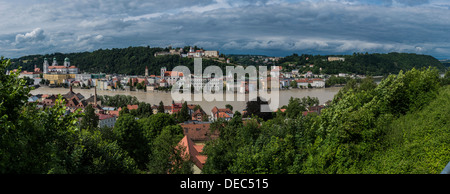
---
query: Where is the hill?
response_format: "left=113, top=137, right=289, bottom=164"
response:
left=7, top=46, right=228, bottom=76
left=8, top=47, right=445, bottom=76
left=277, top=52, right=445, bottom=75
left=203, top=67, right=450, bottom=174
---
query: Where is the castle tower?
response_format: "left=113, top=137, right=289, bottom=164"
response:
left=64, top=57, right=70, bottom=67
left=43, top=58, right=49, bottom=74
left=145, top=66, right=148, bottom=77
left=52, top=57, right=58, bottom=66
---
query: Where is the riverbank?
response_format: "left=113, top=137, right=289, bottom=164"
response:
left=31, top=86, right=342, bottom=112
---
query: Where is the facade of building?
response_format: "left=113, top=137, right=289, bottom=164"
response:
left=42, top=57, right=79, bottom=85
left=328, top=57, right=345, bottom=62
left=211, top=106, right=233, bottom=121
left=97, top=114, right=116, bottom=128
left=204, top=50, right=219, bottom=58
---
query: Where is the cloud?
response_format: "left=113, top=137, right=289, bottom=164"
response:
left=14, top=28, right=46, bottom=46
left=78, top=18, right=131, bottom=31
left=394, top=0, right=430, bottom=6
left=1, top=0, right=450, bottom=59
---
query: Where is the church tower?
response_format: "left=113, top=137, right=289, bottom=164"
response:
left=43, top=58, right=49, bottom=74
left=161, top=67, right=167, bottom=79
left=145, top=66, right=148, bottom=77
left=52, top=57, right=58, bottom=66
left=64, top=57, right=70, bottom=67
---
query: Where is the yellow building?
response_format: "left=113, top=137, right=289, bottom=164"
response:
left=43, top=74, right=76, bottom=85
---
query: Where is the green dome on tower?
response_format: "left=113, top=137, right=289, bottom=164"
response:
left=64, top=57, right=70, bottom=62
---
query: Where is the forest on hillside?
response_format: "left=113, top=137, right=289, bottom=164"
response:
left=278, top=52, right=445, bottom=75
left=7, top=46, right=229, bottom=76
left=6, top=47, right=446, bottom=76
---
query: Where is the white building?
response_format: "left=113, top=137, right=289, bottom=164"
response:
left=97, top=114, right=116, bottom=128
left=44, top=57, right=79, bottom=74
left=328, top=57, right=345, bottom=62
left=204, top=50, right=219, bottom=58
left=160, top=67, right=184, bottom=86
left=311, top=78, right=325, bottom=88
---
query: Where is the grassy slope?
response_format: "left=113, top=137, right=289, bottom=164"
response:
left=364, top=85, right=450, bottom=174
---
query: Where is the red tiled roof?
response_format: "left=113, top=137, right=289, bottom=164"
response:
left=177, top=136, right=206, bottom=170
left=180, top=122, right=217, bottom=142
left=97, top=113, right=114, bottom=120
left=127, top=104, right=138, bottom=110
left=296, top=78, right=309, bottom=83
left=109, top=110, right=120, bottom=117
left=48, top=66, right=67, bottom=69
left=164, top=71, right=184, bottom=77
left=218, top=112, right=231, bottom=118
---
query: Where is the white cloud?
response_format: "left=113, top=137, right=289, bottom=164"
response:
left=14, top=28, right=46, bottom=46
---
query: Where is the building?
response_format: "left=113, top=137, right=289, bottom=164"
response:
left=180, top=121, right=218, bottom=142
left=177, top=135, right=207, bottom=174
left=211, top=106, right=233, bottom=121
left=308, top=105, right=325, bottom=115
left=296, top=78, right=310, bottom=88
left=160, top=67, right=184, bottom=86
left=338, top=73, right=348, bottom=77
left=42, top=57, right=79, bottom=85
left=311, top=78, right=325, bottom=88
left=97, top=113, right=116, bottom=128
left=204, top=50, right=219, bottom=58
left=328, top=57, right=345, bottom=62
left=187, top=47, right=204, bottom=58
left=154, top=49, right=182, bottom=57
left=191, top=108, right=207, bottom=122
left=45, top=57, right=79, bottom=74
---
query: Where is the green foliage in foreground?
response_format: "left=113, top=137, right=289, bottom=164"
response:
left=204, top=67, right=450, bottom=174
left=0, top=58, right=192, bottom=174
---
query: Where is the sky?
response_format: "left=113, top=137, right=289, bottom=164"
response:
left=1, top=0, right=450, bottom=59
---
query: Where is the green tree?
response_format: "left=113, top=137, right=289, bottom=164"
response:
left=147, top=125, right=191, bottom=174
left=225, top=104, right=233, bottom=111
left=139, top=113, right=177, bottom=142
left=80, top=104, right=99, bottom=130
left=113, top=113, right=149, bottom=170
left=290, top=80, right=297, bottom=88
left=61, top=130, right=138, bottom=174
left=177, top=101, right=190, bottom=123
left=285, top=97, right=307, bottom=118
left=158, top=101, right=165, bottom=113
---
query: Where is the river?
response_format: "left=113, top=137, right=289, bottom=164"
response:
left=31, top=86, right=342, bottom=112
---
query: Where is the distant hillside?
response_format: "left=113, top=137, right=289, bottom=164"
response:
left=8, top=48, right=445, bottom=76
left=440, top=59, right=450, bottom=68
left=278, top=52, right=445, bottom=75
left=8, top=46, right=228, bottom=76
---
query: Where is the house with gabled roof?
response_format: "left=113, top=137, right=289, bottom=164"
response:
left=177, top=135, right=207, bottom=174
left=211, top=106, right=233, bottom=121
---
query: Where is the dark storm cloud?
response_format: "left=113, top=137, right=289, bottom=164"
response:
left=0, top=0, right=449, bottom=58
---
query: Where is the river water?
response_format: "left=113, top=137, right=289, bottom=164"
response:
left=31, top=86, right=342, bottom=112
